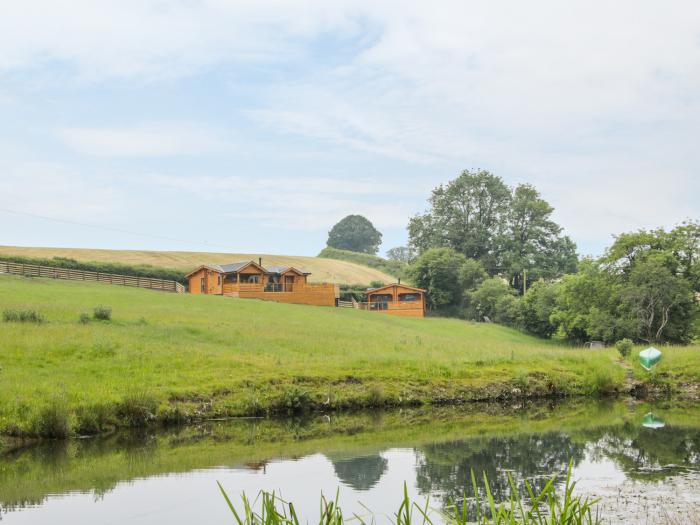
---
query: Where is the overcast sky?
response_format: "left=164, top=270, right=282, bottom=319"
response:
left=1, top=1, right=698, bottom=257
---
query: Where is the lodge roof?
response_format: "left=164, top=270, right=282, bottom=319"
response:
left=366, top=283, right=426, bottom=294
left=185, top=261, right=311, bottom=278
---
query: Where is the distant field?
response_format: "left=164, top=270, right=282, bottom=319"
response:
left=0, top=245, right=396, bottom=285
left=0, top=274, right=662, bottom=439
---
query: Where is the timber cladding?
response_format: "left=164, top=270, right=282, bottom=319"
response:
left=186, top=261, right=338, bottom=308
left=0, top=261, right=185, bottom=293
left=238, top=285, right=337, bottom=307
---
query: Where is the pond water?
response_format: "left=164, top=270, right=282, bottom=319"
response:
left=1, top=399, right=699, bottom=524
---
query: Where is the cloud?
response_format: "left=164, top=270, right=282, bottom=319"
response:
left=56, top=123, right=230, bottom=157
left=1, top=1, right=699, bottom=253
left=149, top=174, right=415, bottom=230
left=0, top=162, right=122, bottom=220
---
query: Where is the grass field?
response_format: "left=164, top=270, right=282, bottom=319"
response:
left=0, top=245, right=396, bottom=285
left=0, top=274, right=697, bottom=438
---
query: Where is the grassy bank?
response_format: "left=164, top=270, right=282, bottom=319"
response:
left=0, top=275, right=697, bottom=438
left=0, top=245, right=396, bottom=284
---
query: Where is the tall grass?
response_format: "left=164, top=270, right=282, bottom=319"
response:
left=218, top=462, right=600, bottom=525
left=3, top=308, right=45, bottom=323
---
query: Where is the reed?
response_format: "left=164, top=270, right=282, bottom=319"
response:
left=218, top=462, right=600, bottom=525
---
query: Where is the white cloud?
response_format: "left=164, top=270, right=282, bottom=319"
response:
left=0, top=162, right=122, bottom=220
left=56, top=124, right=230, bottom=157
left=149, top=174, right=415, bottom=230
left=1, top=1, right=699, bottom=251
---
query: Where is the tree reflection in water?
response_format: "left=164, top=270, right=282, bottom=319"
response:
left=588, top=424, right=700, bottom=481
left=414, top=433, right=586, bottom=508
left=330, top=454, right=389, bottom=490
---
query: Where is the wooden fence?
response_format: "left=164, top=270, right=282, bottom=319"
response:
left=0, top=261, right=185, bottom=293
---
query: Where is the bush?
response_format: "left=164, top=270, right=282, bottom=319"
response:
left=277, top=386, right=311, bottom=414
left=93, top=305, right=112, bottom=321
left=116, top=392, right=158, bottom=426
left=31, top=397, right=73, bottom=438
left=79, top=312, right=91, bottom=324
left=75, top=403, right=114, bottom=434
left=615, top=338, right=634, bottom=358
left=3, top=308, right=45, bottom=323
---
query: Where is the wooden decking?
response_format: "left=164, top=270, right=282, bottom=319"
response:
left=223, top=282, right=338, bottom=307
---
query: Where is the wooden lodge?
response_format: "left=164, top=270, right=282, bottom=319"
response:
left=186, top=259, right=339, bottom=307
left=362, top=283, right=426, bottom=317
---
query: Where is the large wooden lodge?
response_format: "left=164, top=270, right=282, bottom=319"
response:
left=186, top=259, right=426, bottom=316
left=186, top=259, right=339, bottom=307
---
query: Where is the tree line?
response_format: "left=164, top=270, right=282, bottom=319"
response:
left=325, top=170, right=699, bottom=345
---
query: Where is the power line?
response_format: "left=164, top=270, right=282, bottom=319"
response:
left=0, top=207, right=236, bottom=252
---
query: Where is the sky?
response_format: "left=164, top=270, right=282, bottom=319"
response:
left=1, top=1, right=699, bottom=258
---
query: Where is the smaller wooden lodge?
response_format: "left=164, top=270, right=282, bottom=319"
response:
left=186, top=259, right=338, bottom=307
left=362, top=283, right=426, bottom=317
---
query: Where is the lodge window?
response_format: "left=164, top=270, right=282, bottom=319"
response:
left=370, top=293, right=393, bottom=303
left=399, top=293, right=420, bottom=302
left=217, top=275, right=221, bottom=285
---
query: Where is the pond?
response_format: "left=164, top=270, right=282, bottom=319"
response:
left=1, top=399, right=699, bottom=524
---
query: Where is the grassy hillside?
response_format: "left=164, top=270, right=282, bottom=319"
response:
left=318, top=247, right=406, bottom=280
left=1, top=274, right=697, bottom=438
left=0, top=245, right=396, bottom=285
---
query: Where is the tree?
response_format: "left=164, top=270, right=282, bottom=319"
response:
left=621, top=252, right=694, bottom=343
left=386, top=246, right=416, bottom=264
left=469, top=277, right=516, bottom=322
left=408, top=171, right=577, bottom=292
left=406, top=247, right=485, bottom=310
left=551, top=225, right=698, bottom=344
left=327, top=215, right=382, bottom=254
left=408, top=170, right=511, bottom=266
left=502, top=184, right=578, bottom=291
left=520, top=280, right=559, bottom=338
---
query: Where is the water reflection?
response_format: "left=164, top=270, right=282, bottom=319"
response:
left=331, top=454, right=389, bottom=491
left=415, top=433, right=586, bottom=506
left=0, top=400, right=699, bottom=524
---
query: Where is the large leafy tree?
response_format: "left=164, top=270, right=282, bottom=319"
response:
left=409, top=170, right=577, bottom=292
left=326, top=215, right=382, bottom=254
left=502, top=184, right=577, bottom=291
left=551, top=224, right=698, bottom=344
left=408, top=170, right=511, bottom=269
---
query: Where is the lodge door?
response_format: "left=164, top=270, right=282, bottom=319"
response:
left=284, top=275, right=294, bottom=292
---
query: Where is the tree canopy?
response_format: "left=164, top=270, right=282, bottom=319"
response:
left=408, top=170, right=577, bottom=292
left=326, top=215, right=382, bottom=254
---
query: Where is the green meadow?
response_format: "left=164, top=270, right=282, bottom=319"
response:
left=0, top=274, right=697, bottom=438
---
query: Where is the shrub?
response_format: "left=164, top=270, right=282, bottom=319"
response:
left=3, top=308, right=45, bottom=323
left=75, top=403, right=114, bottom=434
left=615, top=338, right=634, bottom=358
left=116, top=392, right=158, bottom=427
left=591, top=367, right=618, bottom=395
left=31, top=397, right=73, bottom=438
left=79, top=312, right=91, bottom=324
left=278, top=386, right=311, bottom=414
left=93, top=305, right=112, bottom=321
left=367, top=385, right=385, bottom=407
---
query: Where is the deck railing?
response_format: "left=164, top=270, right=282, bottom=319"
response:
left=357, top=300, right=422, bottom=311
left=0, top=261, right=185, bottom=293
